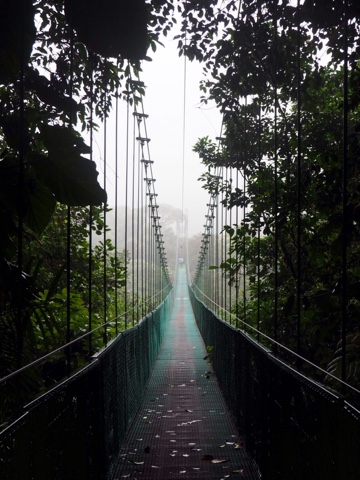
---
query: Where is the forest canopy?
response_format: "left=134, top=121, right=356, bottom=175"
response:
left=1, top=0, right=360, bottom=419
left=178, top=0, right=360, bottom=391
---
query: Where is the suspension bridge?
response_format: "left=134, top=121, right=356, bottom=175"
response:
left=1, top=1, right=360, bottom=479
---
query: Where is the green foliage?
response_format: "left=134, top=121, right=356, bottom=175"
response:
left=0, top=0, right=177, bottom=421
left=185, top=1, right=360, bottom=391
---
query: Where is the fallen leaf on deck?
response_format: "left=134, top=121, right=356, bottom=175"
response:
left=211, top=458, right=229, bottom=464
left=202, top=454, right=214, bottom=461
left=234, top=443, right=243, bottom=449
left=233, top=469, right=244, bottom=474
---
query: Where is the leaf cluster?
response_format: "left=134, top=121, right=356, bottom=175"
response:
left=186, top=0, right=360, bottom=391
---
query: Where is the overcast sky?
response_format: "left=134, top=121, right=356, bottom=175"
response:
left=94, top=34, right=222, bottom=237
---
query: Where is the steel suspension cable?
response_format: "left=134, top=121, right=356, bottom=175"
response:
left=124, top=81, right=130, bottom=330
left=235, top=166, right=240, bottom=328
left=131, top=110, right=136, bottom=326
left=88, top=59, right=94, bottom=353
left=257, top=103, right=262, bottom=342
left=114, top=87, right=119, bottom=335
left=181, top=29, right=187, bottom=226
left=342, top=0, right=349, bottom=384
left=103, top=92, right=108, bottom=344
left=221, top=169, right=225, bottom=321
left=243, top=98, right=247, bottom=328
left=66, top=26, right=75, bottom=374
left=136, top=122, right=141, bottom=321
left=273, top=14, right=279, bottom=346
left=140, top=144, right=145, bottom=317
left=16, top=0, right=26, bottom=367
left=229, top=166, right=233, bottom=325
left=296, top=0, right=302, bottom=358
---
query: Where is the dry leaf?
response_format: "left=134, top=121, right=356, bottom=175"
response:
left=211, top=458, right=229, bottom=464
left=202, top=454, right=214, bottom=461
left=233, top=469, right=244, bottom=474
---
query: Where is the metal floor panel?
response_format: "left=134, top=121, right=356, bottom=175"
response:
left=112, top=268, right=261, bottom=480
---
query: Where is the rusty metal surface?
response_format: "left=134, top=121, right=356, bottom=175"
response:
left=112, top=267, right=261, bottom=479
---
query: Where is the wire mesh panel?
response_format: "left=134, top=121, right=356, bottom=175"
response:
left=189, top=286, right=360, bottom=480
left=0, top=294, right=171, bottom=480
left=0, top=361, right=103, bottom=480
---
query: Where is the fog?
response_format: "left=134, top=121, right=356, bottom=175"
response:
left=95, top=33, right=222, bottom=238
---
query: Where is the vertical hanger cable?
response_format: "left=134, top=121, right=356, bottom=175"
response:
left=103, top=92, right=108, bottom=345
left=341, top=0, right=349, bottom=384
left=296, top=0, right=302, bottom=357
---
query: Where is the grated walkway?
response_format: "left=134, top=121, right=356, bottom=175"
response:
left=112, top=267, right=261, bottom=479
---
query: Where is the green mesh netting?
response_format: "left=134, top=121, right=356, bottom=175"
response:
left=0, top=295, right=172, bottom=480
left=189, top=286, right=360, bottom=480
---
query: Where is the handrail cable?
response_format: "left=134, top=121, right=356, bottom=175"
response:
left=0, top=282, right=172, bottom=386
left=191, top=282, right=360, bottom=398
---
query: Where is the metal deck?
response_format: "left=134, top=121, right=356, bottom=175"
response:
left=112, top=267, right=261, bottom=479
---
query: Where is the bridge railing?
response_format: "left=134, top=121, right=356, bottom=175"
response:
left=189, top=285, right=360, bottom=480
left=0, top=292, right=172, bottom=480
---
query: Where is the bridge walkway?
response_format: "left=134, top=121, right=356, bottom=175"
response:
left=112, top=267, right=260, bottom=479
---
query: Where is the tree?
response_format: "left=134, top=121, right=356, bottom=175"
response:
left=179, top=0, right=360, bottom=391
left=0, top=0, right=177, bottom=421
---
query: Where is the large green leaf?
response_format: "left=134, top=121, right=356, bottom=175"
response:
left=24, top=176, right=57, bottom=235
left=36, top=125, right=107, bottom=206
